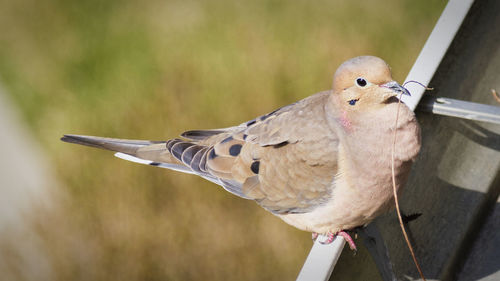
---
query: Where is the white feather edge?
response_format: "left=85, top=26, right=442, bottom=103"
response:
left=114, top=152, right=196, bottom=174
left=113, top=152, right=225, bottom=187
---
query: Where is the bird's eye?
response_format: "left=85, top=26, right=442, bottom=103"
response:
left=356, top=78, right=367, bottom=87
left=348, top=99, right=359, bottom=106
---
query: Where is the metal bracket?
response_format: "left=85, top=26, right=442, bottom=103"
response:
left=418, top=96, right=500, bottom=124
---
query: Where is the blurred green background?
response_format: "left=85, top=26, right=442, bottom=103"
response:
left=0, top=0, right=446, bottom=280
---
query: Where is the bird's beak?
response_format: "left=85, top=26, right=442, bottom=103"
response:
left=379, top=81, right=411, bottom=97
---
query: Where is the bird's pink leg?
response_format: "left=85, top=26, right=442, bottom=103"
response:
left=311, top=232, right=319, bottom=242
left=319, top=232, right=336, bottom=245
left=319, top=230, right=357, bottom=251
left=337, top=231, right=357, bottom=251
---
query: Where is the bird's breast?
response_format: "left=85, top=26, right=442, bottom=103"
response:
left=278, top=108, right=420, bottom=233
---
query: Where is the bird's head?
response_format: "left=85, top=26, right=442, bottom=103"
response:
left=330, top=56, right=410, bottom=114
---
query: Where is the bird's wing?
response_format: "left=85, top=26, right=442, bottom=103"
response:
left=178, top=90, right=339, bottom=214
left=61, top=91, right=339, bottom=214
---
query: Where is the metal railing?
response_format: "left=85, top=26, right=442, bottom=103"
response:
left=295, top=0, right=478, bottom=279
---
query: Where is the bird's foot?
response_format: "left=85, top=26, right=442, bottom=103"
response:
left=311, top=232, right=319, bottom=242
left=319, top=230, right=357, bottom=251
left=337, top=231, right=357, bottom=251
left=319, top=232, right=336, bottom=245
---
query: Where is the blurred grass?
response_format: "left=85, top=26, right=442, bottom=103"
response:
left=0, top=0, right=446, bottom=280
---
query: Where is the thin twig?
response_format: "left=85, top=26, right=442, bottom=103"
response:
left=392, top=93, right=426, bottom=281
left=404, top=80, right=434, bottom=91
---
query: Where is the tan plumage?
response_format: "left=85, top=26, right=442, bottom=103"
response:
left=61, top=56, right=421, bottom=235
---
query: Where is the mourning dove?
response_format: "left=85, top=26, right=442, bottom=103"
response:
left=61, top=56, right=421, bottom=249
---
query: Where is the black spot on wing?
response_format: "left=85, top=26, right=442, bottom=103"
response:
left=272, top=141, right=289, bottom=149
left=250, top=161, right=260, bottom=174
left=259, top=114, right=270, bottom=121
left=266, top=104, right=287, bottom=116
left=229, top=144, right=242, bottom=156
left=208, top=149, right=217, bottom=160
left=247, top=119, right=257, bottom=127
left=255, top=103, right=295, bottom=123
left=181, top=130, right=225, bottom=140
left=246, top=119, right=257, bottom=126
left=150, top=162, right=161, bottom=166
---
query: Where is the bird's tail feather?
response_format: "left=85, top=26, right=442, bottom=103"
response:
left=61, top=134, right=164, bottom=154
left=61, top=134, right=188, bottom=170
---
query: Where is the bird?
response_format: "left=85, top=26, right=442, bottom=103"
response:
left=61, top=56, right=421, bottom=250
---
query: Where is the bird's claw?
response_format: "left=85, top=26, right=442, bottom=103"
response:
left=311, top=232, right=319, bottom=242
left=319, top=232, right=336, bottom=245
left=318, top=230, right=357, bottom=252
left=337, top=230, right=357, bottom=252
